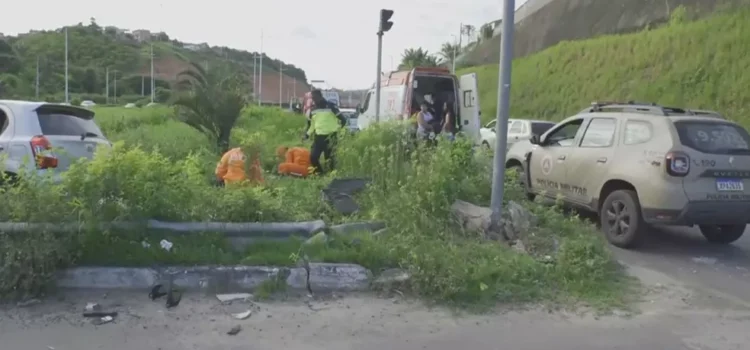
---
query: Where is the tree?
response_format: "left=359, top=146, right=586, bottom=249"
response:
left=439, top=42, right=461, bottom=66
left=172, top=62, right=248, bottom=152
left=398, top=48, right=441, bottom=70
left=462, top=25, right=476, bottom=41
left=480, top=23, right=494, bottom=40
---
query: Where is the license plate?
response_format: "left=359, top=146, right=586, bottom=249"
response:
left=716, top=178, right=744, bottom=191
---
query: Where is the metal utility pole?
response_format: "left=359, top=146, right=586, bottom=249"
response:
left=105, top=67, right=110, bottom=104
left=252, top=54, right=257, bottom=100
left=35, top=56, right=40, bottom=99
left=141, top=75, right=144, bottom=96
left=258, top=30, right=264, bottom=106
left=375, top=9, right=394, bottom=123
left=113, top=70, right=118, bottom=104
left=64, top=27, right=69, bottom=104
left=150, top=43, right=155, bottom=103
left=451, top=34, right=458, bottom=73
left=293, top=79, right=296, bottom=100
left=278, top=63, right=284, bottom=107
left=490, top=0, right=517, bottom=230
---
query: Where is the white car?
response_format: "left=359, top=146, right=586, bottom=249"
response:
left=80, top=100, right=96, bottom=108
left=0, top=100, right=111, bottom=184
left=480, top=118, right=556, bottom=151
left=339, top=108, right=359, bottom=132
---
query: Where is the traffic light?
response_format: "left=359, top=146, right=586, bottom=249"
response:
left=379, top=9, right=394, bottom=34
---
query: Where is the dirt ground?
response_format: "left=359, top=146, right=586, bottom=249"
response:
left=1, top=266, right=749, bottom=350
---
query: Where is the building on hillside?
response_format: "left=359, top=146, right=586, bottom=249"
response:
left=184, top=43, right=209, bottom=51
left=133, top=29, right=152, bottom=42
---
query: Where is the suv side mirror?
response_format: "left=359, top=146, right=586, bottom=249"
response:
left=529, top=135, right=541, bottom=145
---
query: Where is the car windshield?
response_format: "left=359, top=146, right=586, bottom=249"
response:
left=531, top=122, right=555, bottom=136
left=674, top=121, right=750, bottom=154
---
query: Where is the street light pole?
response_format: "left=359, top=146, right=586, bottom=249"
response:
left=105, top=67, right=109, bottom=104
left=150, top=43, right=155, bottom=103
left=279, top=63, right=284, bottom=107
left=252, top=54, right=257, bottom=100
left=113, top=70, right=117, bottom=104
left=64, top=27, right=69, bottom=104
left=258, top=30, right=264, bottom=106
left=489, top=0, right=517, bottom=230
left=35, top=56, right=40, bottom=99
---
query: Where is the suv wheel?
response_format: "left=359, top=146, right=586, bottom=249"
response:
left=698, top=225, right=745, bottom=244
left=600, top=190, right=646, bottom=248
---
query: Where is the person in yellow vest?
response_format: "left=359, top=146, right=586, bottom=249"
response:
left=214, top=147, right=264, bottom=186
left=305, top=90, right=347, bottom=175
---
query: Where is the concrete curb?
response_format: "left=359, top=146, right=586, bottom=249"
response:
left=57, top=263, right=372, bottom=293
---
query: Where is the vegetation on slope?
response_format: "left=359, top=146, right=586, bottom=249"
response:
left=458, top=7, right=750, bottom=125
left=0, top=18, right=307, bottom=102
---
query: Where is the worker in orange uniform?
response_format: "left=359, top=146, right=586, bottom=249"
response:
left=214, top=147, right=265, bottom=186
left=276, top=146, right=311, bottom=177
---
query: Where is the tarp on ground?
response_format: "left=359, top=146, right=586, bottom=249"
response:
left=321, top=178, right=371, bottom=215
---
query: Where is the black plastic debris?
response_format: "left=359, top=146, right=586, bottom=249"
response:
left=321, top=178, right=371, bottom=215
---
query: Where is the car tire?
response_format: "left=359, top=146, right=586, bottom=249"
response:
left=599, top=189, right=646, bottom=248
left=482, top=141, right=491, bottom=151
left=509, top=164, right=535, bottom=201
left=698, top=225, right=745, bottom=244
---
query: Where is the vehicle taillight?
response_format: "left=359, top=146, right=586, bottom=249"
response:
left=665, top=151, right=689, bottom=177
left=30, top=135, right=58, bottom=169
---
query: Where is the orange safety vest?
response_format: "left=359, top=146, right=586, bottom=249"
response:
left=215, top=148, right=264, bottom=185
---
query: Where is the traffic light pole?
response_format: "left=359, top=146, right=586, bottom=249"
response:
left=490, top=0, right=516, bottom=230
left=375, top=32, right=383, bottom=123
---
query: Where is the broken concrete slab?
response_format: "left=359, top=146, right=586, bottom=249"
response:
left=306, top=263, right=372, bottom=292
left=216, top=293, right=253, bottom=304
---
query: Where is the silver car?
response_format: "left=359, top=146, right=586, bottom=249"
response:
left=0, top=100, right=111, bottom=183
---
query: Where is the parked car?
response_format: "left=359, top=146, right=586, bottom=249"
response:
left=340, top=108, right=359, bottom=132
left=504, top=101, right=750, bottom=248
left=80, top=100, right=96, bottom=108
left=480, top=118, right=555, bottom=151
left=0, top=100, right=112, bottom=184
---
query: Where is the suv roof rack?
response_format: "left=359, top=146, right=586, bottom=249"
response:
left=581, top=101, right=723, bottom=118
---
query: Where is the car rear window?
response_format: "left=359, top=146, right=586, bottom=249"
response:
left=37, top=113, right=104, bottom=137
left=674, top=121, right=750, bottom=154
left=531, top=122, right=555, bottom=136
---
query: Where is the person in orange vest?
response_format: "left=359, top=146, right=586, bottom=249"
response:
left=276, top=146, right=311, bottom=177
left=214, top=147, right=264, bottom=186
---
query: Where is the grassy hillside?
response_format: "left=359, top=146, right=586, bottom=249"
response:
left=0, top=21, right=308, bottom=104
left=459, top=7, right=750, bottom=126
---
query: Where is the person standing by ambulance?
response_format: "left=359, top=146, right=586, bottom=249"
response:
left=305, top=89, right=347, bottom=175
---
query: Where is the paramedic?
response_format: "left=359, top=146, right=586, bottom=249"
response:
left=215, top=147, right=264, bottom=186
left=276, top=146, right=311, bottom=177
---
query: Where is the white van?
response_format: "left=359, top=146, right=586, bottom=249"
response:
left=356, top=67, right=481, bottom=143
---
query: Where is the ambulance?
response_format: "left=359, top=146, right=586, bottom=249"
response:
left=355, top=67, right=481, bottom=143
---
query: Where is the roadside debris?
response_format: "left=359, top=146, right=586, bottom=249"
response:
left=216, top=293, right=253, bottom=304
left=227, top=325, right=242, bottom=335
left=84, top=302, right=101, bottom=312
left=159, top=239, right=174, bottom=251
left=231, top=310, right=252, bottom=320
left=148, top=284, right=182, bottom=308
left=82, top=311, right=118, bottom=318
left=16, top=299, right=41, bottom=307
left=90, top=315, right=114, bottom=325
left=141, top=241, right=151, bottom=248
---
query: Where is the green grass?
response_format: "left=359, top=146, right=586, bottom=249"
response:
left=460, top=7, right=750, bottom=126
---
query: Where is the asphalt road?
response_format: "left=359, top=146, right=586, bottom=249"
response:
left=613, top=224, right=750, bottom=306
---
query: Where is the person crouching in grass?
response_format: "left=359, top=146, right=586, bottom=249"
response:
left=214, top=144, right=265, bottom=187
left=276, top=146, right=311, bottom=178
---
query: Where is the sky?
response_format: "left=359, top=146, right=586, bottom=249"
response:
left=3, top=0, right=528, bottom=90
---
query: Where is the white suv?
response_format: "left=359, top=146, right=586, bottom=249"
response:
left=0, top=100, right=111, bottom=183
